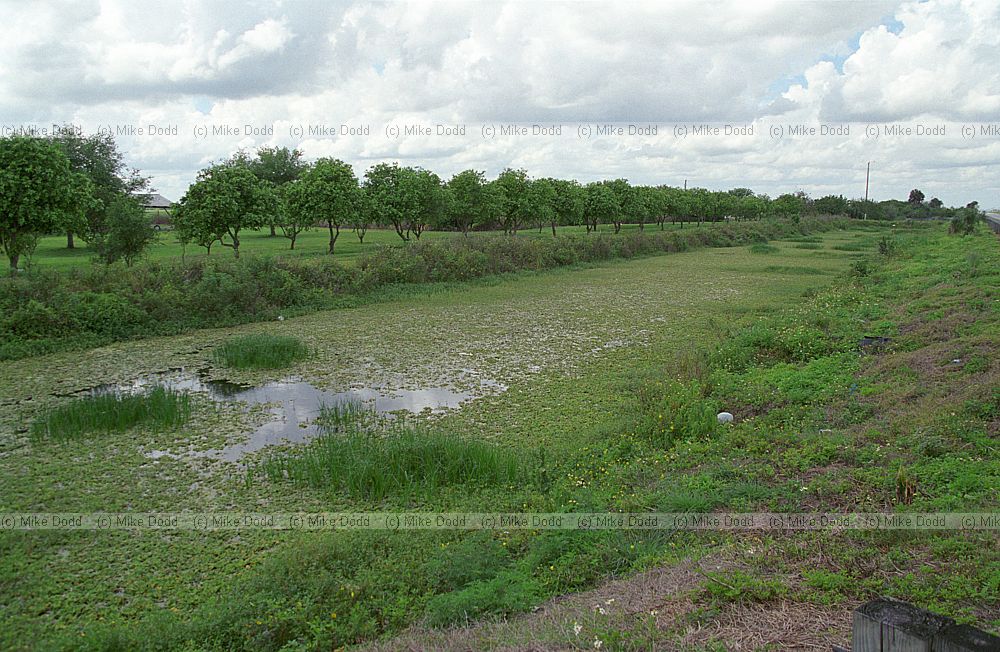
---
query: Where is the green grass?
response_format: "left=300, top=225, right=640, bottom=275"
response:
left=749, top=243, right=779, bottom=254
left=4, top=223, right=996, bottom=650
left=212, top=334, right=309, bottom=369
left=25, top=222, right=697, bottom=272
left=29, top=387, right=192, bottom=441
left=253, top=411, right=523, bottom=499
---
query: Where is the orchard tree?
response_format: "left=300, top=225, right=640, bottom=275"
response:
left=287, top=158, right=362, bottom=255
left=272, top=183, right=311, bottom=250
left=0, top=135, right=91, bottom=273
left=773, top=193, right=806, bottom=221
left=445, top=169, right=493, bottom=236
left=605, top=179, right=637, bottom=233
left=528, top=178, right=557, bottom=233
left=249, top=146, right=305, bottom=236
left=583, top=182, right=618, bottom=233
left=51, top=126, right=148, bottom=249
left=408, top=168, right=445, bottom=240
left=812, top=194, right=849, bottom=216
left=550, top=179, right=585, bottom=235
left=365, top=162, right=411, bottom=241
left=351, top=189, right=373, bottom=243
left=174, top=162, right=274, bottom=258
left=493, top=168, right=533, bottom=235
left=635, top=186, right=661, bottom=230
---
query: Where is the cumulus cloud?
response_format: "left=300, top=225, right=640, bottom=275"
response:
left=783, top=0, right=1000, bottom=121
left=0, top=0, right=998, bottom=206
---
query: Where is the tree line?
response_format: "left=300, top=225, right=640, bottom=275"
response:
left=172, top=148, right=814, bottom=258
left=0, top=132, right=985, bottom=272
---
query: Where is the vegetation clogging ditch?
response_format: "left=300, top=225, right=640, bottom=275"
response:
left=1, top=220, right=997, bottom=650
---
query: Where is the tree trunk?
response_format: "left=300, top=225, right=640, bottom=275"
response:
left=269, top=223, right=276, bottom=237
left=66, top=231, right=75, bottom=249
left=551, top=222, right=557, bottom=236
left=328, top=222, right=339, bottom=254
left=8, top=252, right=19, bottom=276
left=289, top=236, right=296, bottom=250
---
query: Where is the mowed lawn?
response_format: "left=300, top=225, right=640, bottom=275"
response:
left=28, top=221, right=697, bottom=271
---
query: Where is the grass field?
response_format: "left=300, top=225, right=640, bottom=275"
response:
left=1, top=223, right=996, bottom=650
left=28, top=222, right=693, bottom=271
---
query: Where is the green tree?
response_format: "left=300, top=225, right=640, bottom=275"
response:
left=249, top=146, right=305, bottom=236
left=445, top=169, right=492, bottom=236
left=528, top=178, right=557, bottom=234
left=270, top=183, right=309, bottom=250
left=364, top=163, right=411, bottom=242
left=174, top=162, right=273, bottom=258
left=583, top=182, right=618, bottom=233
left=550, top=179, right=585, bottom=235
left=0, top=135, right=90, bottom=273
left=493, top=168, right=532, bottom=235
left=50, top=127, right=148, bottom=249
left=773, top=193, right=805, bottom=221
left=287, top=158, right=362, bottom=255
left=408, top=168, right=445, bottom=240
left=606, top=179, right=636, bottom=233
left=908, top=188, right=925, bottom=205
left=92, top=195, right=157, bottom=266
left=812, top=194, right=849, bottom=216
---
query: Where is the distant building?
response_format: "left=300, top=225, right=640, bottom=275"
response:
left=142, top=193, right=174, bottom=211
left=138, top=193, right=174, bottom=227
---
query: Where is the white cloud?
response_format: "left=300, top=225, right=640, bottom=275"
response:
left=1, top=0, right=998, bottom=207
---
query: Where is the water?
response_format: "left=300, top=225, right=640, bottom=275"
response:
left=81, top=368, right=503, bottom=462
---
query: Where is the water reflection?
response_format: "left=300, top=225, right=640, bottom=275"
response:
left=85, top=368, right=503, bottom=462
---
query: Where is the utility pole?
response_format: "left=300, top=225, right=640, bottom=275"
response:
left=864, top=161, right=871, bottom=220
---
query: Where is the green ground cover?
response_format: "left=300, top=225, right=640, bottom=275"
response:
left=1, top=222, right=995, bottom=650
left=27, top=223, right=690, bottom=272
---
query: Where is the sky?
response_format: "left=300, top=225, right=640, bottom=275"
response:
left=2, top=0, right=999, bottom=207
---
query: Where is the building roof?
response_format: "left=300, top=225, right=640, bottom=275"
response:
left=142, top=193, right=174, bottom=208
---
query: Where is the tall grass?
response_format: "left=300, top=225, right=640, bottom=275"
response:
left=30, top=387, right=192, bottom=441
left=253, top=410, right=521, bottom=499
left=212, top=334, right=309, bottom=369
left=317, top=400, right=369, bottom=431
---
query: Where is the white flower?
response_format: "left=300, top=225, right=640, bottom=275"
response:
left=573, top=622, right=582, bottom=636
left=593, top=637, right=603, bottom=649
left=604, top=598, right=615, bottom=605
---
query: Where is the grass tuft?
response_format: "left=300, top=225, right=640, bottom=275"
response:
left=30, top=387, right=192, bottom=441
left=212, top=334, right=310, bottom=369
left=253, top=408, right=522, bottom=499
left=749, top=243, right=780, bottom=254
